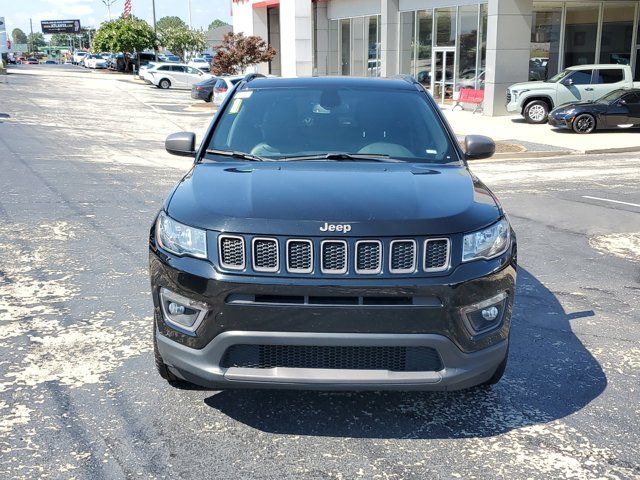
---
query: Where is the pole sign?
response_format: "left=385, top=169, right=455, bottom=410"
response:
left=41, top=20, right=82, bottom=34
left=0, top=17, right=8, bottom=54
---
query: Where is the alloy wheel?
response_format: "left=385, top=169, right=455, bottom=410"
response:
left=573, top=114, right=595, bottom=134
left=528, top=104, right=546, bottom=122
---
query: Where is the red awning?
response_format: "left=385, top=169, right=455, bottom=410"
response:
left=253, top=0, right=279, bottom=8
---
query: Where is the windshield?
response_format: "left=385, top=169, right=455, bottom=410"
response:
left=597, top=89, right=625, bottom=103
left=547, top=69, right=572, bottom=83
left=207, top=86, right=459, bottom=164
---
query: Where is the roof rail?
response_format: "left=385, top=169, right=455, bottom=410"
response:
left=243, top=73, right=266, bottom=82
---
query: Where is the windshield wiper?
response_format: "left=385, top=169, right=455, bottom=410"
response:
left=205, top=149, right=270, bottom=162
left=279, top=152, right=405, bottom=162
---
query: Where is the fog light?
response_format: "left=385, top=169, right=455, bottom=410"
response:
left=159, top=288, right=208, bottom=333
left=461, top=292, right=508, bottom=335
left=482, top=306, right=499, bottom=321
left=168, top=302, right=186, bottom=315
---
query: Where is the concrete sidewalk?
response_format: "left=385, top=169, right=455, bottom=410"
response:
left=444, top=108, right=640, bottom=155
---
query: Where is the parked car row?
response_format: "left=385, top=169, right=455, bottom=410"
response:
left=506, top=64, right=640, bottom=134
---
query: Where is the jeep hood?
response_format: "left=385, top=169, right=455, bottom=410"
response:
left=166, top=162, right=501, bottom=236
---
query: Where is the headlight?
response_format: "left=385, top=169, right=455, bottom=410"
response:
left=462, top=218, right=511, bottom=262
left=156, top=211, right=207, bottom=259
left=511, top=89, right=529, bottom=100
left=563, top=108, right=576, bottom=115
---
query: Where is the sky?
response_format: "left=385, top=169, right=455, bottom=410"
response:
left=2, top=0, right=232, bottom=38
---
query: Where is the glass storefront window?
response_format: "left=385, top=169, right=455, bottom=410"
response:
left=564, top=5, right=599, bottom=67
left=530, top=3, right=562, bottom=80
left=599, top=4, right=635, bottom=65
left=416, top=10, right=433, bottom=87
left=457, top=5, right=479, bottom=90
left=340, top=19, right=350, bottom=75
left=435, top=7, right=457, bottom=47
left=366, top=15, right=380, bottom=77
left=479, top=3, right=487, bottom=88
left=399, top=11, right=416, bottom=75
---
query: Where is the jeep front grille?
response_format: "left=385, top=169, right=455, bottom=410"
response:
left=252, top=238, right=279, bottom=272
left=321, top=240, right=348, bottom=274
left=355, top=240, right=382, bottom=274
left=286, top=239, right=313, bottom=273
left=216, top=234, right=451, bottom=276
left=221, top=344, right=443, bottom=372
left=389, top=240, right=416, bottom=273
left=506, top=90, right=512, bottom=103
left=424, top=239, right=450, bottom=272
left=219, top=235, right=245, bottom=270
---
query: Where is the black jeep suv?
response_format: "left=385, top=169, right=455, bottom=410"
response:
left=149, top=75, right=517, bottom=391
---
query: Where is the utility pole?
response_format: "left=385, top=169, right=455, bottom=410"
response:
left=187, top=0, right=192, bottom=28
left=29, top=18, right=33, bottom=54
left=152, top=0, right=158, bottom=61
left=102, top=0, right=118, bottom=21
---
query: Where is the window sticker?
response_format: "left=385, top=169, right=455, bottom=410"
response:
left=229, top=98, right=243, bottom=114
left=236, top=90, right=253, bottom=99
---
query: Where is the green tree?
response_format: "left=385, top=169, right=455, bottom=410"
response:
left=51, top=33, right=71, bottom=46
left=207, top=19, right=228, bottom=30
left=12, top=28, right=28, bottom=45
left=27, top=32, right=46, bottom=52
left=92, top=16, right=155, bottom=71
left=156, top=16, right=206, bottom=59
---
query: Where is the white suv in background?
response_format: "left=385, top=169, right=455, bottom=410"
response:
left=212, top=75, right=244, bottom=106
left=148, top=64, right=211, bottom=89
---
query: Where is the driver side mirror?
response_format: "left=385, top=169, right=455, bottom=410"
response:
left=165, top=132, right=196, bottom=157
left=464, top=135, right=495, bottom=160
left=618, top=99, right=627, bottom=106
left=563, top=78, right=574, bottom=86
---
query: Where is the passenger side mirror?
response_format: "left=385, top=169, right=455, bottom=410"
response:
left=618, top=99, right=627, bottom=106
left=165, top=132, right=196, bottom=157
left=464, top=135, right=495, bottom=160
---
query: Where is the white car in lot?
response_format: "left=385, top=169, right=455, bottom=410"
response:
left=139, top=62, right=160, bottom=82
left=212, top=75, right=244, bottom=106
left=84, top=54, right=107, bottom=69
left=187, top=58, right=211, bottom=72
left=72, top=51, right=87, bottom=65
left=148, top=64, right=211, bottom=89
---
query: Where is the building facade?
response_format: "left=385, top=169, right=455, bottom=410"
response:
left=231, top=0, right=640, bottom=115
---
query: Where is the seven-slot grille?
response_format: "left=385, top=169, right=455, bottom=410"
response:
left=218, top=235, right=451, bottom=275
left=219, top=235, right=245, bottom=270
left=252, top=238, right=279, bottom=272
left=355, top=241, right=382, bottom=274
left=286, top=239, right=313, bottom=273
left=321, top=240, right=348, bottom=274
left=424, top=239, right=450, bottom=272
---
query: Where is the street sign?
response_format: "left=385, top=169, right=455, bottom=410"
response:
left=41, top=20, right=82, bottom=34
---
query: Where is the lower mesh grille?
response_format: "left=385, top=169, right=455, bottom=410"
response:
left=424, top=239, right=449, bottom=271
left=221, top=345, right=443, bottom=371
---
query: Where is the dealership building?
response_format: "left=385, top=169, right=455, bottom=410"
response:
left=231, top=0, right=640, bottom=115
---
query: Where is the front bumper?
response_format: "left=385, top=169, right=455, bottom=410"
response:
left=150, top=241, right=516, bottom=390
left=506, top=100, right=521, bottom=113
left=548, top=112, right=572, bottom=129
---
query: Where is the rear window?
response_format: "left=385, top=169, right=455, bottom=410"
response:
left=594, top=69, right=624, bottom=84
left=207, top=86, right=458, bottom=164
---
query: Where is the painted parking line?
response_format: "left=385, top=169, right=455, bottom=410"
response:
left=582, top=195, right=640, bottom=208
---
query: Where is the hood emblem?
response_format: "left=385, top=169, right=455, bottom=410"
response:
left=320, top=222, right=352, bottom=233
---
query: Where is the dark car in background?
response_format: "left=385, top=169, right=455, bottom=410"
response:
left=549, top=88, right=640, bottom=133
left=149, top=75, right=517, bottom=392
left=190, top=76, right=218, bottom=102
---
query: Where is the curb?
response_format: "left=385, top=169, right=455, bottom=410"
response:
left=582, top=145, right=640, bottom=155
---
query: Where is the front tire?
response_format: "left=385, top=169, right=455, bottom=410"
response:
left=572, top=113, right=596, bottom=134
left=158, top=78, right=171, bottom=89
left=524, top=100, right=549, bottom=124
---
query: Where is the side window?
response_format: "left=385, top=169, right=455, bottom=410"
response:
left=623, top=93, right=640, bottom=104
left=594, top=69, right=624, bottom=84
left=158, top=65, right=170, bottom=71
left=568, top=70, right=592, bottom=85
left=171, top=65, right=186, bottom=72
left=187, top=67, right=200, bottom=75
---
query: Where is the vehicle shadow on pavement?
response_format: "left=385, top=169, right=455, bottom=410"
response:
left=203, top=268, right=606, bottom=439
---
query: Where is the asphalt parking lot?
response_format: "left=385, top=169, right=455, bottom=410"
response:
left=0, top=65, right=639, bottom=479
